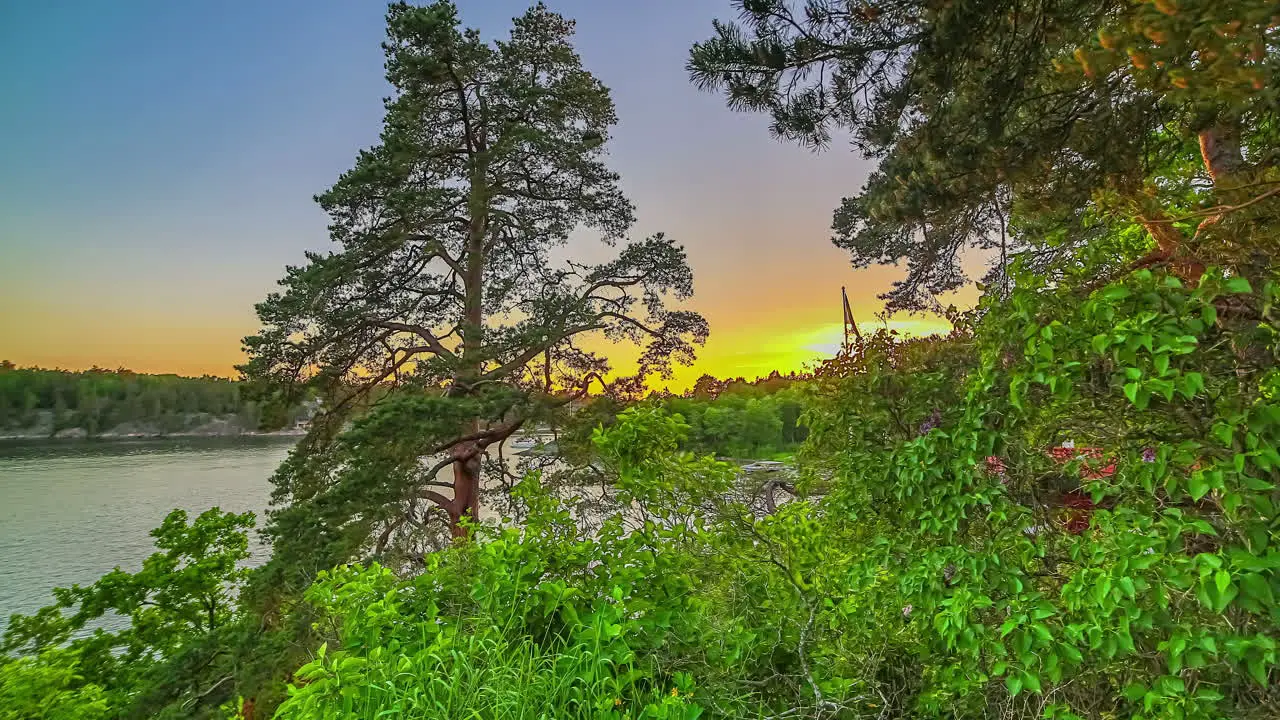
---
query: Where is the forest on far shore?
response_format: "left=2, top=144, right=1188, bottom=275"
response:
left=0, top=362, right=312, bottom=437
left=0, top=361, right=808, bottom=449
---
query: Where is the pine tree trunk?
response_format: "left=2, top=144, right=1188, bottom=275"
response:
left=1194, top=121, right=1248, bottom=247
left=449, top=435, right=483, bottom=539
left=1140, top=218, right=1185, bottom=259
left=451, top=152, right=489, bottom=539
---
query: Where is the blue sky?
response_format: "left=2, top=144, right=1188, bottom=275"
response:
left=0, top=0, right=951, bottom=385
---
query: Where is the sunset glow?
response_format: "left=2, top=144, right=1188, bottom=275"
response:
left=0, top=1, right=970, bottom=391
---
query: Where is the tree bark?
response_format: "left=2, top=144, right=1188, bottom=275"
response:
left=448, top=434, right=483, bottom=538
left=1199, top=123, right=1244, bottom=185
left=1129, top=120, right=1246, bottom=283
left=450, top=129, right=489, bottom=538
left=1194, top=121, right=1249, bottom=245
left=1140, top=216, right=1186, bottom=258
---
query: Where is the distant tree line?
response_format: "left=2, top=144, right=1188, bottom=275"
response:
left=563, top=371, right=811, bottom=461
left=0, top=361, right=306, bottom=435
left=661, top=371, right=809, bottom=458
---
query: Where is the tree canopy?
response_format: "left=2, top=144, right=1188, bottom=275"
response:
left=690, top=0, right=1280, bottom=309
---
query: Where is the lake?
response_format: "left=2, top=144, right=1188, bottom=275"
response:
left=0, top=437, right=295, bottom=623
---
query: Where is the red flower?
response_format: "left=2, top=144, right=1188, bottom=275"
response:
left=984, top=456, right=1007, bottom=477
left=1047, top=444, right=1116, bottom=480
left=1048, top=445, right=1103, bottom=463
left=1081, top=462, right=1117, bottom=480
left=1059, top=491, right=1095, bottom=535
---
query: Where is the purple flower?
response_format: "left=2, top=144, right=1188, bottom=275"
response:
left=902, top=604, right=913, bottom=619
left=918, top=408, right=942, bottom=435
left=1142, top=447, right=1156, bottom=463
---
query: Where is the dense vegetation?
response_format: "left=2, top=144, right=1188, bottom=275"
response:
left=576, top=373, right=811, bottom=459
left=3, top=1, right=1279, bottom=719
left=0, top=363, right=309, bottom=436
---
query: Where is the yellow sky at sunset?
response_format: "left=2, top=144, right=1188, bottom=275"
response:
left=0, top=266, right=959, bottom=392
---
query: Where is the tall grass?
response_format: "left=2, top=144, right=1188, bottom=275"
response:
left=272, top=616, right=699, bottom=719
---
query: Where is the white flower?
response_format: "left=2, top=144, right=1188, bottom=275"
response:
left=1061, top=440, right=1075, bottom=449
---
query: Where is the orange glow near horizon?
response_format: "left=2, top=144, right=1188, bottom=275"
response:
left=0, top=300, right=954, bottom=392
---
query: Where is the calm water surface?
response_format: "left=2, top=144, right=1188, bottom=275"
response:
left=0, top=438, right=294, bottom=621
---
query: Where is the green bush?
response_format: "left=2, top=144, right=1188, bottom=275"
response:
left=796, top=267, right=1280, bottom=718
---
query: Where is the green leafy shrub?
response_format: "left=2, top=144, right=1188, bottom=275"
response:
left=274, top=408, right=737, bottom=719
left=1, top=508, right=255, bottom=718
left=798, top=267, right=1280, bottom=719
left=0, top=649, right=109, bottom=720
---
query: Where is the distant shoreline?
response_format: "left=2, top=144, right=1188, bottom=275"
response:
left=0, top=429, right=307, bottom=442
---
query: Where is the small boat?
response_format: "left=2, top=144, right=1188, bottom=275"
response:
left=510, top=436, right=537, bottom=450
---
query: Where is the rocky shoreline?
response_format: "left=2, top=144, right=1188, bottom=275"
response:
left=0, top=413, right=309, bottom=441
left=0, top=428, right=308, bottom=441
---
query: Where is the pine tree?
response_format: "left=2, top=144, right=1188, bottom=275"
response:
left=243, top=1, right=707, bottom=571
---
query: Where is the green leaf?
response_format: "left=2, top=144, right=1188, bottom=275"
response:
left=1225, top=276, right=1253, bottom=294
left=1188, top=474, right=1210, bottom=501
left=1247, top=658, right=1269, bottom=686
left=1103, top=285, right=1132, bottom=301
left=1197, top=553, right=1223, bottom=569
left=1123, top=382, right=1139, bottom=404
left=1240, top=573, right=1275, bottom=605
left=1060, top=643, right=1082, bottom=664
left=1197, top=687, right=1224, bottom=702
left=1202, top=304, right=1218, bottom=325
left=1211, top=422, right=1233, bottom=448
left=1181, top=372, right=1205, bottom=398
left=1118, top=577, right=1136, bottom=598
left=1006, top=672, right=1023, bottom=696
left=1154, top=353, right=1170, bottom=376
left=1213, top=580, right=1237, bottom=612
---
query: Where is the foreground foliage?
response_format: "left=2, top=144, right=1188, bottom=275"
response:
left=1, top=509, right=255, bottom=719
left=793, top=269, right=1280, bottom=718
left=260, top=271, right=1280, bottom=718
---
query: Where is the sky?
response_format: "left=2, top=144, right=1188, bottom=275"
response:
left=0, top=0, right=962, bottom=390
